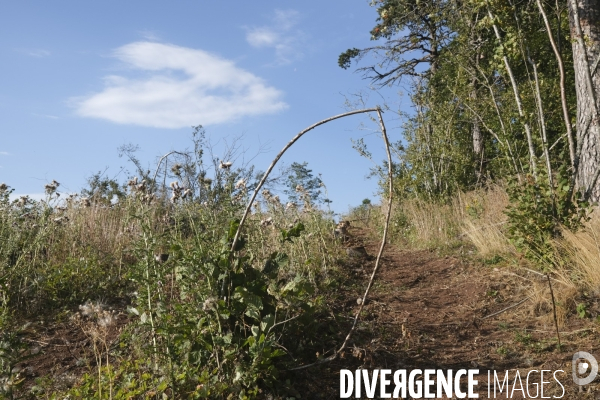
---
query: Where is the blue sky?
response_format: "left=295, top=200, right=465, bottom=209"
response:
left=1, top=1, right=408, bottom=214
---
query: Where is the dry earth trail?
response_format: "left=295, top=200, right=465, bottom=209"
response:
left=293, top=226, right=600, bottom=399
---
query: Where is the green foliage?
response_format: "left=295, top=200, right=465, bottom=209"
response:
left=281, top=222, right=305, bottom=243
left=505, top=169, right=591, bottom=266
left=283, top=162, right=324, bottom=204
left=338, top=48, right=360, bottom=69
left=82, top=171, right=127, bottom=205
left=79, top=204, right=320, bottom=397
left=342, top=0, right=578, bottom=217
left=0, top=328, right=30, bottom=399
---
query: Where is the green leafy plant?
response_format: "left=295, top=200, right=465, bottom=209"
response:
left=577, top=303, right=588, bottom=319
left=505, top=166, right=591, bottom=266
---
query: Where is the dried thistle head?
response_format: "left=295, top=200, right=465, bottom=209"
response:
left=260, top=217, right=273, bottom=227
left=78, top=300, right=106, bottom=318
left=202, top=297, right=217, bottom=311
left=219, top=161, right=233, bottom=170
left=80, top=197, right=91, bottom=207
left=127, top=177, right=139, bottom=187
left=17, top=196, right=29, bottom=207
left=170, top=163, right=183, bottom=176
left=44, top=180, right=59, bottom=194
left=199, top=176, right=212, bottom=186
left=170, top=182, right=185, bottom=202
left=235, top=179, right=247, bottom=190
left=53, top=216, right=69, bottom=224
left=97, top=311, right=115, bottom=328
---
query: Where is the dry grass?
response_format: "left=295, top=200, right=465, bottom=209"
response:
left=382, top=183, right=514, bottom=255
left=63, top=205, right=133, bottom=261
left=400, top=198, right=461, bottom=247
left=457, top=184, right=515, bottom=257
left=554, top=212, right=600, bottom=292
left=527, top=277, right=577, bottom=328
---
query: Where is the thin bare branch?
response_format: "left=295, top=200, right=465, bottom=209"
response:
left=482, top=297, right=531, bottom=320
left=536, top=0, right=576, bottom=171
left=231, top=108, right=379, bottom=252
left=289, top=108, right=394, bottom=371
left=487, top=6, right=538, bottom=181
left=529, top=55, right=554, bottom=189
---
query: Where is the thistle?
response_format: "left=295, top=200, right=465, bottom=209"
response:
left=44, top=180, right=60, bottom=194
left=219, top=161, right=233, bottom=170
left=235, top=178, right=247, bottom=190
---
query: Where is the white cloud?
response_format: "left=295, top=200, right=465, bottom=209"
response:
left=247, top=28, right=279, bottom=47
left=0, top=151, right=9, bottom=156
left=138, top=30, right=161, bottom=41
left=73, top=42, right=288, bottom=129
left=273, top=9, right=300, bottom=30
left=32, top=114, right=59, bottom=119
left=22, top=49, right=51, bottom=57
left=245, top=9, right=305, bottom=65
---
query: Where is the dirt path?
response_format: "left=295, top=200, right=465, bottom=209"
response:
left=293, top=226, right=600, bottom=399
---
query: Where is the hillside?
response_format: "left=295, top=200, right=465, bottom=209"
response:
left=6, top=217, right=600, bottom=398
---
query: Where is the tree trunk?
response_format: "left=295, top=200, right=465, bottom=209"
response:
left=569, top=0, right=600, bottom=201
left=471, top=80, right=484, bottom=157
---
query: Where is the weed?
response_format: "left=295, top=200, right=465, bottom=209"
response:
left=484, top=255, right=504, bottom=265
left=514, top=331, right=533, bottom=346
left=496, top=346, right=508, bottom=357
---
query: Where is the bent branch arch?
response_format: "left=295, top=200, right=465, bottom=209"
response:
left=230, top=107, right=394, bottom=369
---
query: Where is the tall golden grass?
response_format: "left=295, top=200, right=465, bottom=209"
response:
left=457, top=184, right=515, bottom=257
left=554, top=212, right=600, bottom=292
left=379, top=183, right=515, bottom=254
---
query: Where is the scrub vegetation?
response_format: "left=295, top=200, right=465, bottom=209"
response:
left=0, top=130, right=345, bottom=398
left=4, top=0, right=600, bottom=396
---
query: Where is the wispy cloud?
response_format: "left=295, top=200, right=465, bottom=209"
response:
left=0, top=151, right=9, bottom=156
left=32, top=113, right=59, bottom=119
left=72, top=42, right=288, bottom=129
left=19, top=48, right=51, bottom=58
left=245, top=9, right=305, bottom=65
left=138, top=30, right=161, bottom=41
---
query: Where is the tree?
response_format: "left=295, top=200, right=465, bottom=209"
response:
left=340, top=0, right=578, bottom=198
left=283, top=162, right=324, bottom=204
left=339, top=0, right=494, bottom=194
left=338, top=0, right=452, bottom=83
left=568, top=0, right=600, bottom=201
left=82, top=170, right=127, bottom=205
